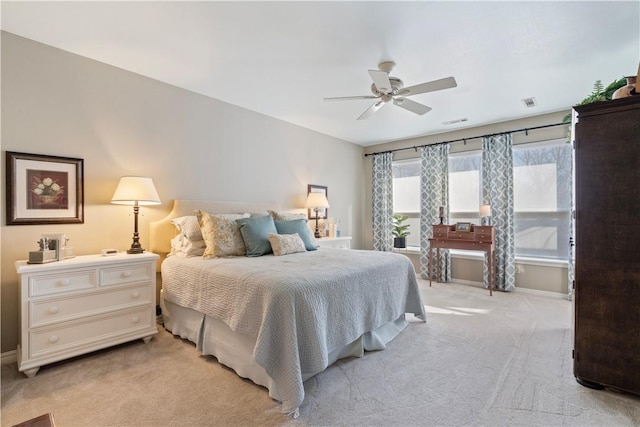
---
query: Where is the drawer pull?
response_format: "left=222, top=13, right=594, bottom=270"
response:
left=131, top=291, right=140, bottom=299
left=48, top=306, right=59, bottom=314
left=48, top=335, right=59, bottom=343
left=58, top=279, right=70, bottom=286
left=132, top=316, right=140, bottom=324
left=122, top=271, right=132, bottom=278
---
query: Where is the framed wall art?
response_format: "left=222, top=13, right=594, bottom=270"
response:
left=307, top=184, right=328, bottom=219
left=6, top=152, right=84, bottom=225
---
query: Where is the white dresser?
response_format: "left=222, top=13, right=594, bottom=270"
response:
left=316, top=236, right=352, bottom=249
left=15, top=252, right=159, bottom=377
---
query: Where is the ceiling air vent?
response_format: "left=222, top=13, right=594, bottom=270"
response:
left=522, top=97, right=537, bottom=108
left=442, top=118, right=468, bottom=125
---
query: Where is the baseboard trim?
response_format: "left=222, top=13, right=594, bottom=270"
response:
left=2, top=349, right=17, bottom=365
left=437, top=279, right=568, bottom=299
left=514, top=286, right=569, bottom=299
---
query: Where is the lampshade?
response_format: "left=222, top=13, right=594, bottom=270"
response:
left=111, top=176, right=161, bottom=206
left=479, top=204, right=491, bottom=218
left=305, top=192, right=330, bottom=209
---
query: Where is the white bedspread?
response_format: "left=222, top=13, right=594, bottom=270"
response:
left=161, top=248, right=425, bottom=414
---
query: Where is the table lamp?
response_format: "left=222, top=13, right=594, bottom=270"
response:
left=479, top=204, right=491, bottom=226
left=305, top=192, right=330, bottom=238
left=111, top=176, right=161, bottom=254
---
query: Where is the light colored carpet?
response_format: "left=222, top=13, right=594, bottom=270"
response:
left=2, top=280, right=639, bottom=426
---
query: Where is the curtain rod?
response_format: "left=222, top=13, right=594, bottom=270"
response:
left=363, top=122, right=567, bottom=157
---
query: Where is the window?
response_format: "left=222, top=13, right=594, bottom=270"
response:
left=513, top=139, right=572, bottom=259
left=449, top=152, right=482, bottom=224
left=391, top=138, right=572, bottom=260
left=392, top=160, right=420, bottom=247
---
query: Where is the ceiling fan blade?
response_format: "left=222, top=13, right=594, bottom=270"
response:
left=368, top=69, right=393, bottom=94
left=393, top=98, right=432, bottom=115
left=399, top=76, right=457, bottom=96
left=323, top=95, right=379, bottom=102
left=357, top=100, right=385, bottom=120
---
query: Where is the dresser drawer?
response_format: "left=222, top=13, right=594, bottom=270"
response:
left=28, top=307, right=153, bottom=359
left=100, top=262, right=153, bottom=287
left=447, top=232, right=475, bottom=240
left=29, top=269, right=97, bottom=297
left=474, top=232, right=493, bottom=241
left=473, top=226, right=494, bottom=241
left=30, top=285, right=152, bottom=328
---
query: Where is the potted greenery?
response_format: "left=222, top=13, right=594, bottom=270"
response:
left=563, top=78, right=627, bottom=123
left=392, top=214, right=411, bottom=248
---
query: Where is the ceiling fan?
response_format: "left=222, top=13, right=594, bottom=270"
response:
left=324, top=61, right=457, bottom=120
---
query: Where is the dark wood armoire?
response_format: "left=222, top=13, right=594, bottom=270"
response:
left=573, top=95, right=640, bottom=395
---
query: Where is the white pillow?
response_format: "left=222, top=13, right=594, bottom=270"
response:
left=170, top=216, right=203, bottom=241
left=168, top=234, right=206, bottom=258
left=268, top=233, right=306, bottom=256
left=196, top=210, right=250, bottom=258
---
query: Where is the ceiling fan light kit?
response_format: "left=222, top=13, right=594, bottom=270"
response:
left=325, top=61, right=457, bottom=120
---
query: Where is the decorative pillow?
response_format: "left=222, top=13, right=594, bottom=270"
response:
left=170, top=216, right=203, bottom=241
left=168, top=234, right=206, bottom=258
left=270, top=210, right=318, bottom=245
left=236, top=215, right=278, bottom=257
left=196, top=211, right=250, bottom=258
left=274, top=219, right=318, bottom=251
left=268, top=233, right=306, bottom=256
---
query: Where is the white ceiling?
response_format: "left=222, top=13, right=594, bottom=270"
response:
left=2, top=1, right=639, bottom=146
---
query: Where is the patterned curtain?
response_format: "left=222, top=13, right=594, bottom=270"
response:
left=372, top=152, right=394, bottom=251
left=419, top=144, right=450, bottom=281
left=482, top=133, right=515, bottom=291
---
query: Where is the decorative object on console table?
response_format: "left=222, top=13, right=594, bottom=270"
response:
left=5, top=152, right=84, bottom=225
left=455, top=222, right=471, bottom=232
left=438, top=205, right=445, bottom=224
left=305, top=185, right=329, bottom=238
left=479, top=204, right=491, bottom=226
left=111, top=176, right=161, bottom=254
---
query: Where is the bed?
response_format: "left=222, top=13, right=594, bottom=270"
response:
left=150, top=200, right=426, bottom=417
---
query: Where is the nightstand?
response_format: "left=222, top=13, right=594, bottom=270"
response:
left=316, top=236, right=352, bottom=249
left=15, top=252, right=159, bottom=377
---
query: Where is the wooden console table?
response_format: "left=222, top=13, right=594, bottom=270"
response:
left=428, top=224, right=496, bottom=296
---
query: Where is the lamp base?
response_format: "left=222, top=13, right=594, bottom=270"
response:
left=126, top=247, right=145, bottom=254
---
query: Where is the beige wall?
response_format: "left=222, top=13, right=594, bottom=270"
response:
left=0, top=32, right=365, bottom=352
left=363, top=110, right=571, bottom=295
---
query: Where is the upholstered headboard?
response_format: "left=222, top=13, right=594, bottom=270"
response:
left=149, top=199, right=278, bottom=256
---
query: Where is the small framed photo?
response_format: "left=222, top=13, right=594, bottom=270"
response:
left=456, top=222, right=471, bottom=232
left=6, top=152, right=84, bottom=225
left=41, top=233, right=66, bottom=261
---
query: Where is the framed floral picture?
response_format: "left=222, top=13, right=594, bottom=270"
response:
left=6, top=152, right=84, bottom=225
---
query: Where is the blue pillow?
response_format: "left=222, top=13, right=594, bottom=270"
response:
left=236, top=215, right=277, bottom=257
left=274, top=219, right=317, bottom=251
